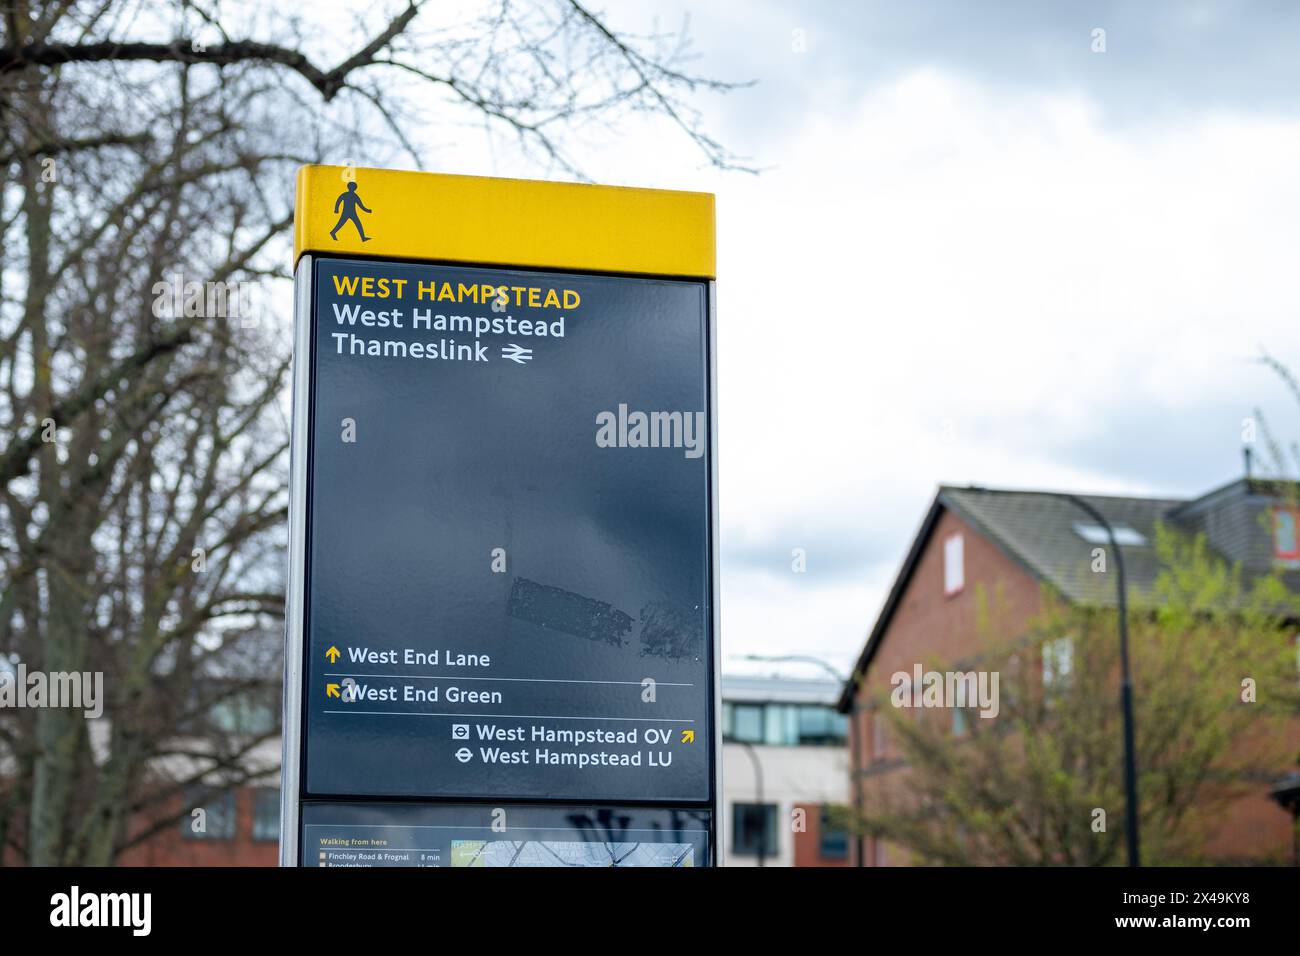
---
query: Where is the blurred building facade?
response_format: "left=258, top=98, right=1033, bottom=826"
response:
left=117, top=718, right=281, bottom=867
left=838, top=477, right=1300, bottom=866
left=721, top=674, right=851, bottom=866
left=117, top=780, right=280, bottom=866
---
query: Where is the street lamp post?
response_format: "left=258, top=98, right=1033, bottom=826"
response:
left=743, top=653, right=863, bottom=867
left=1060, top=494, right=1140, bottom=868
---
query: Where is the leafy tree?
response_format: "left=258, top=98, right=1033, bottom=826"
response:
left=860, top=525, right=1300, bottom=865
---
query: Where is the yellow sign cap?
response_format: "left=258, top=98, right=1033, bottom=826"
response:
left=294, top=165, right=716, bottom=279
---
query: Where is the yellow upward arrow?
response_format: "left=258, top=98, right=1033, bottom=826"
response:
left=325, top=646, right=341, bottom=664
left=326, top=683, right=341, bottom=699
left=681, top=729, right=695, bottom=744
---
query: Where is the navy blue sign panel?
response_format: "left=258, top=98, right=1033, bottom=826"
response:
left=301, top=256, right=713, bottom=802
left=301, top=802, right=709, bottom=867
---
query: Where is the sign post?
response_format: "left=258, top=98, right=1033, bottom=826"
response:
left=280, top=166, right=720, bottom=867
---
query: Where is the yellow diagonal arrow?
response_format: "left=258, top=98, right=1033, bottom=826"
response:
left=681, top=729, right=695, bottom=744
left=325, top=646, right=341, bottom=664
left=326, top=683, right=341, bottom=699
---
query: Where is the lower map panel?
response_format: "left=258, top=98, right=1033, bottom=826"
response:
left=300, top=801, right=711, bottom=867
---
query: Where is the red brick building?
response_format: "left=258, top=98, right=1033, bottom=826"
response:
left=117, top=786, right=280, bottom=867
left=837, top=478, right=1300, bottom=866
left=791, top=801, right=853, bottom=867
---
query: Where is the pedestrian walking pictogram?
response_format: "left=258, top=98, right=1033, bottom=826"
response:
left=330, top=181, right=372, bottom=242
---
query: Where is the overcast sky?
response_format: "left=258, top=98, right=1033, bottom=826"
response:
left=312, top=1, right=1300, bottom=679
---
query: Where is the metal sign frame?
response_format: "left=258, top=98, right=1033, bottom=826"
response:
left=280, top=167, right=719, bottom=867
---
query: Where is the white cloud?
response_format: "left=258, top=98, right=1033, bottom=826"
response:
left=675, top=68, right=1300, bottom=665
left=381, top=3, right=1300, bottom=670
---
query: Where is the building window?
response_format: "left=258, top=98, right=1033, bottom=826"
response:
left=952, top=705, right=967, bottom=737
left=1042, top=636, right=1073, bottom=691
left=252, top=789, right=280, bottom=843
left=764, top=702, right=798, bottom=745
left=181, top=788, right=237, bottom=841
left=722, top=703, right=848, bottom=746
left=208, top=691, right=278, bottom=736
left=732, top=803, right=777, bottom=857
left=180, top=688, right=281, bottom=737
left=872, top=711, right=887, bottom=760
left=943, top=533, right=964, bottom=595
left=732, top=704, right=764, bottom=743
left=1072, top=522, right=1147, bottom=547
left=818, top=806, right=849, bottom=861
left=796, top=705, right=842, bottom=745
left=1274, top=508, right=1300, bottom=561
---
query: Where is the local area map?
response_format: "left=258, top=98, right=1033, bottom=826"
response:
left=450, top=840, right=695, bottom=867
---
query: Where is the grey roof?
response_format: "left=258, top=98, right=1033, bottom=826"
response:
left=721, top=674, right=842, bottom=706
left=939, top=486, right=1184, bottom=607
left=836, top=476, right=1300, bottom=712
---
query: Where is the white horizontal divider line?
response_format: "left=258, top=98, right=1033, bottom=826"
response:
left=322, top=710, right=695, bottom=722
left=323, top=673, right=693, bottom=686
